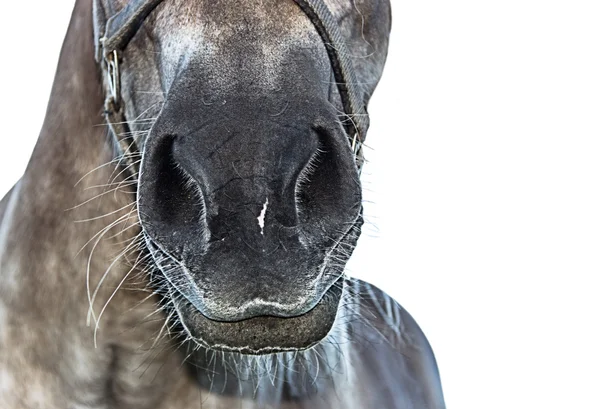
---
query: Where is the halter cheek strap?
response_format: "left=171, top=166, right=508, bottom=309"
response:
left=291, top=0, right=368, bottom=161
left=93, top=0, right=368, bottom=174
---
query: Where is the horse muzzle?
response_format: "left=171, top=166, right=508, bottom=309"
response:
left=137, top=88, right=361, bottom=351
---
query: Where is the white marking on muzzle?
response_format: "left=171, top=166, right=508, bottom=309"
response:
left=257, top=198, right=269, bottom=235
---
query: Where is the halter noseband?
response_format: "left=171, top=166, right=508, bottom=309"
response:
left=93, top=0, right=368, bottom=174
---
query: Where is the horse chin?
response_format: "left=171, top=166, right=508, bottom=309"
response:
left=171, top=281, right=343, bottom=355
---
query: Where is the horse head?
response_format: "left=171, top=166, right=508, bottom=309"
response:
left=93, top=0, right=391, bottom=354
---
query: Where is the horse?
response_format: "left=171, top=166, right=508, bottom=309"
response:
left=0, top=0, right=445, bottom=407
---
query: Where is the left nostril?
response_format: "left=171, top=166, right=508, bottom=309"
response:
left=294, top=127, right=361, bottom=225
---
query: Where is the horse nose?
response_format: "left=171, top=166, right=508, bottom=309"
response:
left=138, top=120, right=321, bottom=253
left=138, top=97, right=361, bottom=263
left=167, top=118, right=321, bottom=238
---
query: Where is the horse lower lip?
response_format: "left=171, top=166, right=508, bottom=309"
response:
left=173, top=282, right=343, bottom=354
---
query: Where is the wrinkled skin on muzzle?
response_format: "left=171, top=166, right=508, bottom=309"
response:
left=134, top=9, right=363, bottom=352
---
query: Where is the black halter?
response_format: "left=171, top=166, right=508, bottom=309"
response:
left=93, top=0, right=368, bottom=174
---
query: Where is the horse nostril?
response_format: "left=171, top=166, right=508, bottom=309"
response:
left=157, top=137, right=205, bottom=221
left=294, top=127, right=361, bottom=230
left=138, top=135, right=209, bottom=253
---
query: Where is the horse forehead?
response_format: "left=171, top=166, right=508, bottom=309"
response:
left=108, top=0, right=358, bottom=30
left=154, top=0, right=323, bottom=44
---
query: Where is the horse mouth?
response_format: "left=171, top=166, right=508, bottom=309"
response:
left=171, top=280, right=343, bottom=354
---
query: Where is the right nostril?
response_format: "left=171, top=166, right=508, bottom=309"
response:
left=138, top=135, right=207, bottom=246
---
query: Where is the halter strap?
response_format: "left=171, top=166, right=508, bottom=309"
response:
left=94, top=0, right=164, bottom=62
left=292, top=0, right=368, bottom=163
left=94, top=0, right=368, bottom=173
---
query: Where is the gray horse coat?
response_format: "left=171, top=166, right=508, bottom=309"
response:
left=0, top=0, right=445, bottom=408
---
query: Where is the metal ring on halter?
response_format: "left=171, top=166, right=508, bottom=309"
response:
left=105, top=49, right=120, bottom=106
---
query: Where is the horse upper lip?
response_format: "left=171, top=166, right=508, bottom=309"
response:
left=171, top=280, right=344, bottom=354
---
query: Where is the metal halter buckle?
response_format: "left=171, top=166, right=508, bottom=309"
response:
left=105, top=49, right=120, bottom=106
left=351, top=133, right=359, bottom=154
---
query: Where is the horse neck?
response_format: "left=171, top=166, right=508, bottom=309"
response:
left=26, top=0, right=111, bottom=192
left=14, top=0, right=134, bottom=249
left=0, top=0, right=140, bottom=328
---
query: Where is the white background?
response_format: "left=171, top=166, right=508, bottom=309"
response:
left=1, top=1, right=599, bottom=408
